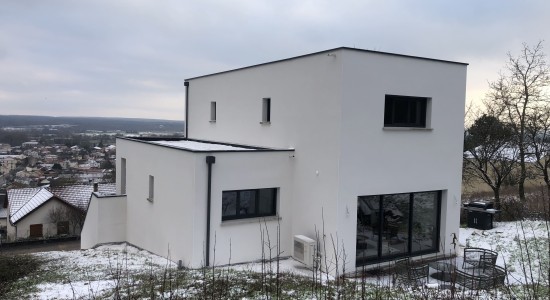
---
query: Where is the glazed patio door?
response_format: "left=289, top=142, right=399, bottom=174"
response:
left=356, top=191, right=440, bottom=265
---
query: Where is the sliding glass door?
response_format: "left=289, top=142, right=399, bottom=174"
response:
left=356, top=191, right=441, bottom=265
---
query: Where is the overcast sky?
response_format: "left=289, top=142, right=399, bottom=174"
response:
left=1, top=0, right=549, bottom=121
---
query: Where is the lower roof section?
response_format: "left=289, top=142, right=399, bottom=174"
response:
left=117, top=137, right=294, bottom=153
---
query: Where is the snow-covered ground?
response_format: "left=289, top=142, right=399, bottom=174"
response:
left=459, top=220, right=549, bottom=285
left=22, top=220, right=550, bottom=299
left=32, top=244, right=177, bottom=299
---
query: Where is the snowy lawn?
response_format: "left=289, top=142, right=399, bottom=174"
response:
left=1, top=220, right=548, bottom=299
left=459, top=220, right=550, bottom=286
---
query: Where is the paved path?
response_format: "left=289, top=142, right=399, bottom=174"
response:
left=0, top=239, right=80, bottom=255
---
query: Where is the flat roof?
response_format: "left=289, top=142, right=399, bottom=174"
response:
left=118, top=137, right=294, bottom=153
left=149, top=140, right=255, bottom=151
left=185, top=47, right=468, bottom=81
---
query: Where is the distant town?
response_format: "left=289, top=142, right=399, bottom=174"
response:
left=0, top=115, right=184, bottom=188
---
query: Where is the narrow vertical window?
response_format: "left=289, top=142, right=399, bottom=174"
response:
left=148, top=175, right=154, bottom=202
left=121, top=158, right=127, bottom=194
left=210, top=101, right=216, bottom=122
left=262, top=98, right=271, bottom=123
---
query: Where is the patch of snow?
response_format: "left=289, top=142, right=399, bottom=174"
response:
left=24, top=221, right=550, bottom=298
left=31, top=244, right=175, bottom=299
left=148, top=140, right=256, bottom=151
left=459, top=221, right=549, bottom=285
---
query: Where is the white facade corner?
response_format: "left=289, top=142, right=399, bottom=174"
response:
left=83, top=47, right=466, bottom=275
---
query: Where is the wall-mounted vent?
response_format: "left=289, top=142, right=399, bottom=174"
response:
left=293, top=235, right=316, bottom=268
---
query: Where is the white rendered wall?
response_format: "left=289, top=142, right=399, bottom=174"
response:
left=117, top=138, right=294, bottom=267
left=81, top=194, right=99, bottom=248
left=337, top=51, right=467, bottom=270
left=81, top=194, right=127, bottom=249
left=117, top=139, right=199, bottom=266
left=6, top=217, right=15, bottom=241
left=187, top=51, right=344, bottom=264
left=187, top=49, right=467, bottom=272
left=205, top=151, right=294, bottom=266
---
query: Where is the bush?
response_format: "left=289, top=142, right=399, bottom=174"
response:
left=0, top=254, right=41, bottom=296
left=462, top=189, right=550, bottom=222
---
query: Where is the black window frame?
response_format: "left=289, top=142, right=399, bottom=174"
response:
left=384, top=95, right=428, bottom=128
left=222, top=188, right=277, bottom=221
left=262, top=98, right=271, bottom=123
left=356, top=190, right=441, bottom=266
left=210, top=101, right=217, bottom=122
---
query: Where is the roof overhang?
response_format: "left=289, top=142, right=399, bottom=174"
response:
left=185, top=47, right=468, bottom=82
left=116, top=137, right=294, bottom=153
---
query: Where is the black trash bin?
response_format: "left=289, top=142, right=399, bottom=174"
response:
left=463, top=201, right=497, bottom=230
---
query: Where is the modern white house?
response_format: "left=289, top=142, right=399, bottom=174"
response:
left=81, top=47, right=467, bottom=274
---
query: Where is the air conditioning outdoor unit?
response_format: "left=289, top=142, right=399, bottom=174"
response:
left=293, top=235, right=317, bottom=268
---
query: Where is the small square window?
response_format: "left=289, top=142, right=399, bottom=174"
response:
left=384, top=95, right=428, bottom=128
left=210, top=101, right=216, bottom=122
left=261, top=98, right=271, bottom=124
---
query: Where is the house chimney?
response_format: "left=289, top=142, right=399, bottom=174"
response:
left=93, top=183, right=98, bottom=193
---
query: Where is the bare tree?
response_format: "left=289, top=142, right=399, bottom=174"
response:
left=526, top=104, right=550, bottom=210
left=48, top=205, right=68, bottom=224
left=464, top=113, right=517, bottom=208
left=485, top=41, right=550, bottom=201
left=66, top=207, right=86, bottom=234
left=49, top=205, right=86, bottom=234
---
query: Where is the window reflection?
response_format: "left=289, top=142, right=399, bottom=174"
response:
left=381, top=194, right=409, bottom=257
left=356, top=191, right=440, bottom=265
left=412, top=192, right=438, bottom=252
left=357, top=196, right=380, bottom=260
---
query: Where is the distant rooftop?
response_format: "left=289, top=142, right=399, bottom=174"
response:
left=8, top=183, right=116, bottom=223
left=8, top=187, right=54, bottom=223
left=50, top=183, right=116, bottom=210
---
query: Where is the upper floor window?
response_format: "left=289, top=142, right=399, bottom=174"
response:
left=261, top=98, right=271, bottom=124
left=222, top=188, right=277, bottom=221
left=147, top=175, right=154, bottom=202
left=210, top=101, right=216, bottom=122
left=120, top=158, right=127, bottom=194
left=384, top=95, right=428, bottom=128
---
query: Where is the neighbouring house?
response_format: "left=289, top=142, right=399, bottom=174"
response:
left=81, top=47, right=467, bottom=274
left=6, top=183, right=115, bottom=241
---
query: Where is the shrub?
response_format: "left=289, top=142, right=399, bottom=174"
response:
left=0, top=254, right=41, bottom=296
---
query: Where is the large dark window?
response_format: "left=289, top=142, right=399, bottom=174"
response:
left=356, top=191, right=441, bottom=265
left=384, top=95, right=428, bottom=127
left=222, top=188, right=277, bottom=220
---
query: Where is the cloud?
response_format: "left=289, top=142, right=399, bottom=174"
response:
left=1, top=0, right=550, bottom=119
